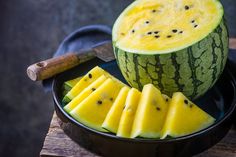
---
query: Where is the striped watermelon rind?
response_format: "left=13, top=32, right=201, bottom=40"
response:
left=113, top=20, right=229, bottom=99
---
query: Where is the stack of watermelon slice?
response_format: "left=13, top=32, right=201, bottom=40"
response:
left=62, top=67, right=215, bottom=139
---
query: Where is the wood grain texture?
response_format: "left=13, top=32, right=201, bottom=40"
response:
left=40, top=113, right=100, bottom=157
left=27, top=53, right=80, bottom=81
left=40, top=113, right=236, bottom=157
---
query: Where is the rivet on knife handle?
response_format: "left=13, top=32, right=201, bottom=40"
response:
left=27, top=52, right=94, bottom=81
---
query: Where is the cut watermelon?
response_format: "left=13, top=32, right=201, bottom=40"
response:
left=102, top=86, right=130, bottom=133
left=131, top=84, right=169, bottom=138
left=112, top=0, right=228, bottom=99
left=63, top=66, right=127, bottom=103
left=64, top=75, right=107, bottom=113
left=162, top=94, right=171, bottom=104
left=161, top=92, right=215, bottom=139
left=64, top=76, right=82, bottom=91
left=117, top=88, right=141, bottom=138
left=70, top=78, right=122, bottom=132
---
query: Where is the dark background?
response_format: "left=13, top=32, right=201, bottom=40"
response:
left=0, top=0, right=235, bottom=157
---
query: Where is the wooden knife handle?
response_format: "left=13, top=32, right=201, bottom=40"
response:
left=27, top=53, right=80, bottom=81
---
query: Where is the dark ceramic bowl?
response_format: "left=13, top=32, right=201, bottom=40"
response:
left=52, top=59, right=236, bottom=157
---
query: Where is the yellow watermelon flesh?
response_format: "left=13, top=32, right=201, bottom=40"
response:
left=102, top=86, right=130, bottom=133
left=70, top=78, right=122, bottom=132
left=63, top=75, right=107, bottom=113
left=117, top=88, right=141, bottom=138
left=63, top=66, right=105, bottom=103
left=62, top=76, right=82, bottom=97
left=131, top=84, right=169, bottom=138
left=161, top=92, right=215, bottom=139
left=162, top=94, right=171, bottom=104
left=63, top=66, right=127, bottom=103
left=64, top=76, right=82, bottom=90
left=113, top=0, right=223, bottom=53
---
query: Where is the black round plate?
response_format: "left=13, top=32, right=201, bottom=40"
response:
left=53, top=59, right=236, bottom=157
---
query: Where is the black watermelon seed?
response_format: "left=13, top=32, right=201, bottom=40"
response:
left=185, top=5, right=190, bottom=10
left=179, top=31, right=183, bottom=34
left=132, top=29, right=135, bottom=33
left=97, top=100, right=102, bottom=105
left=152, top=9, right=156, bottom=13
left=156, top=107, right=161, bottom=111
left=172, top=29, right=178, bottom=33
left=190, top=104, right=193, bottom=108
left=191, top=20, right=195, bottom=23
left=194, top=25, right=198, bottom=28
left=147, top=32, right=152, bottom=35
left=155, top=35, right=160, bottom=38
left=91, top=88, right=96, bottom=91
left=109, top=98, right=114, bottom=101
left=145, top=21, right=150, bottom=24
left=88, top=73, right=92, bottom=78
left=154, top=31, right=159, bottom=34
left=166, top=98, right=169, bottom=102
left=167, top=35, right=172, bottom=38
left=184, top=99, right=188, bottom=104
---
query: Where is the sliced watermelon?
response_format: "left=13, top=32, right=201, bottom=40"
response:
left=117, top=88, right=141, bottom=138
left=64, top=75, right=107, bottom=113
left=161, top=92, right=215, bottom=139
left=131, top=84, right=169, bottom=138
left=70, top=78, right=122, bottom=132
left=63, top=66, right=127, bottom=103
left=102, top=86, right=130, bottom=133
left=64, top=76, right=82, bottom=91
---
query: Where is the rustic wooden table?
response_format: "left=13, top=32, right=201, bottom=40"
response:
left=40, top=39, right=236, bottom=157
left=40, top=113, right=236, bottom=157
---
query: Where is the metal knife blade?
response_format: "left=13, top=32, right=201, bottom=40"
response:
left=92, top=41, right=115, bottom=62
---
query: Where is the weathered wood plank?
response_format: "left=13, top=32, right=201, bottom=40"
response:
left=40, top=113, right=236, bottom=157
left=40, top=113, right=100, bottom=157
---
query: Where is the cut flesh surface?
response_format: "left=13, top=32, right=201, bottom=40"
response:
left=64, top=75, right=107, bottom=113
left=131, top=84, right=169, bottom=138
left=70, top=78, right=122, bottom=132
left=64, top=66, right=106, bottom=102
left=64, top=76, right=82, bottom=90
left=64, top=66, right=127, bottom=102
left=113, top=0, right=223, bottom=54
left=161, top=92, right=215, bottom=139
left=162, top=94, right=171, bottom=104
left=102, top=86, right=130, bottom=133
left=117, top=88, right=141, bottom=138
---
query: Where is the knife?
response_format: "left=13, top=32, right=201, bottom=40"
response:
left=27, top=39, right=236, bottom=81
left=27, top=41, right=114, bottom=81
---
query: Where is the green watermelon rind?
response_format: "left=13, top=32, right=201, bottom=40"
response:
left=113, top=20, right=229, bottom=99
